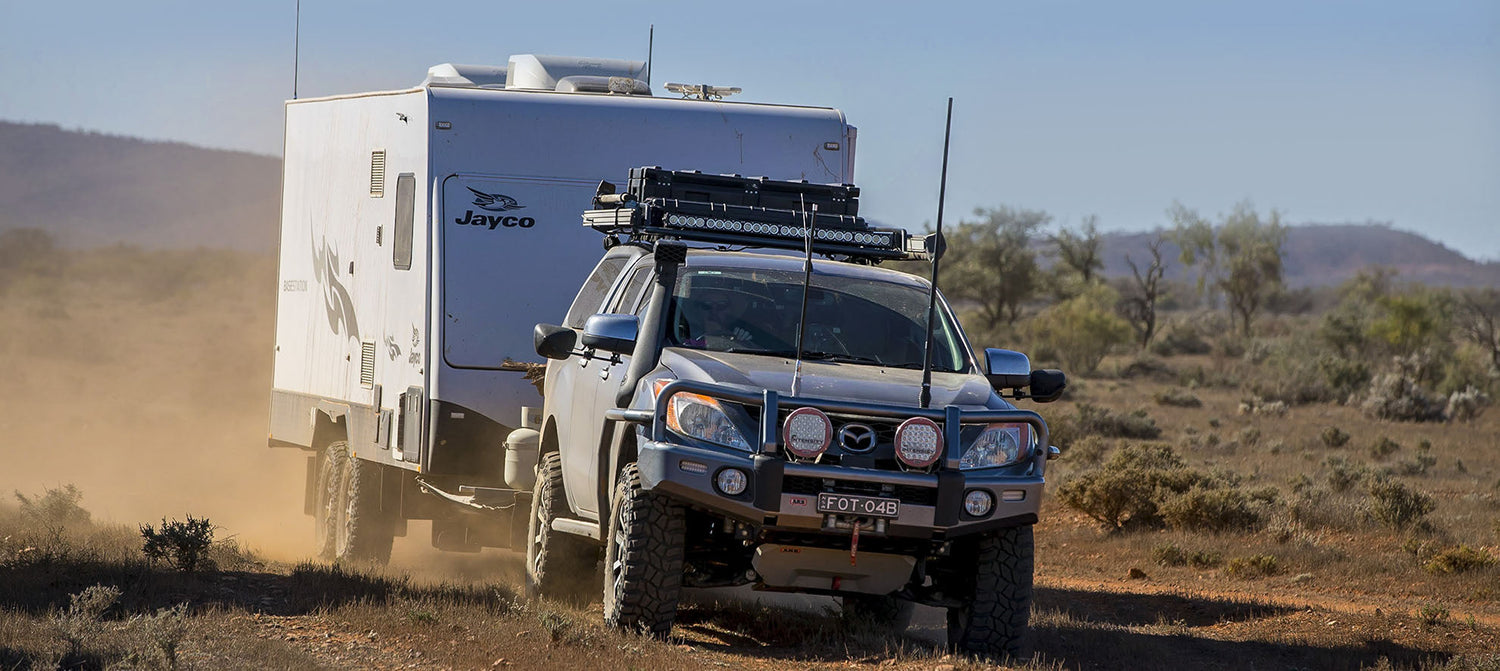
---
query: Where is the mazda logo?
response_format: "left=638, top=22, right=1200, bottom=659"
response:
left=838, top=423, right=877, bottom=453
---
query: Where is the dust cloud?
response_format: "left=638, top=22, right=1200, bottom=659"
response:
left=0, top=246, right=315, bottom=561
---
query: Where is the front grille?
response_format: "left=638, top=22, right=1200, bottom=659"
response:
left=783, top=475, right=938, bottom=506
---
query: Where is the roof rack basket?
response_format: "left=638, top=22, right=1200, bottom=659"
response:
left=582, top=167, right=934, bottom=262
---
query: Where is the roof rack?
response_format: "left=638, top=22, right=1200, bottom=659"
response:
left=582, top=167, right=934, bottom=262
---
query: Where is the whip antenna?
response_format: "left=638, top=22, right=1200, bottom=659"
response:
left=292, top=0, right=301, bottom=99
left=791, top=199, right=817, bottom=398
left=918, top=98, right=954, bottom=409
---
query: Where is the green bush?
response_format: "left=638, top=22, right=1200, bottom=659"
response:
left=1072, top=403, right=1162, bottom=440
left=1319, top=426, right=1350, bottom=448
left=1151, top=319, right=1213, bottom=356
left=1365, top=478, right=1436, bottom=530
left=1323, top=456, right=1369, bottom=492
left=1224, top=554, right=1280, bottom=578
left=1160, top=487, right=1264, bottom=532
left=1423, top=545, right=1496, bottom=575
left=1370, top=436, right=1401, bottom=459
left=1028, top=285, right=1132, bottom=374
left=1118, top=354, right=1175, bottom=380
left=1318, top=355, right=1371, bottom=401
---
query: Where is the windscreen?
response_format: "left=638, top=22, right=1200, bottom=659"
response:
left=665, top=267, right=969, bottom=372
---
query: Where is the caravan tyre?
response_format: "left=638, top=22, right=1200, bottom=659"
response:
left=313, top=442, right=348, bottom=561
left=335, top=452, right=396, bottom=564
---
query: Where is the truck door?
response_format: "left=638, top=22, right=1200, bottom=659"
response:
left=554, top=255, right=631, bottom=516
left=577, top=265, right=653, bottom=516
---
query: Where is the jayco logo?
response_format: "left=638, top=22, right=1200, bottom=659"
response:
left=455, top=187, right=536, bottom=229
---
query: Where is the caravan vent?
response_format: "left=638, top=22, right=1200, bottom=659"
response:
left=370, top=151, right=386, bottom=197
left=360, top=341, right=376, bottom=387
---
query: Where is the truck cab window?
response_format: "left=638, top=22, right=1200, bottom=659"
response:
left=608, top=267, right=652, bottom=315
left=562, top=257, right=628, bottom=328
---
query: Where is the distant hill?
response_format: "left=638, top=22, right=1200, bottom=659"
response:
left=0, top=121, right=279, bottom=251
left=2, top=120, right=1495, bottom=288
left=1100, top=225, right=1500, bottom=289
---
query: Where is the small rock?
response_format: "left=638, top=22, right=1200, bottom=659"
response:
left=367, top=631, right=378, bottom=640
left=1127, top=567, right=1148, bottom=580
left=491, top=659, right=509, bottom=668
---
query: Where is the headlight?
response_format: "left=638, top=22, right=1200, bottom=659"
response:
left=664, top=391, right=752, bottom=451
left=960, top=423, right=1032, bottom=469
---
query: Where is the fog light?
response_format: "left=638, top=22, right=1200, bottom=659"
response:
left=679, top=460, right=708, bottom=474
left=715, top=468, right=748, bottom=496
left=964, top=490, right=994, bottom=517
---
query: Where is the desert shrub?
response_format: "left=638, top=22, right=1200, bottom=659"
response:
left=1365, top=477, right=1436, bottom=530
left=1416, top=603, right=1451, bottom=626
left=1237, top=396, right=1288, bottom=417
left=1064, top=434, right=1110, bottom=466
left=1159, top=487, right=1264, bottom=532
left=134, top=603, right=191, bottom=670
left=53, top=585, right=126, bottom=668
left=140, top=515, right=214, bottom=571
left=1215, top=335, right=1248, bottom=359
left=1056, top=444, right=1195, bottom=528
left=1117, top=354, right=1174, bottom=380
left=1072, top=403, right=1162, bottom=440
left=1317, top=355, right=1371, bottom=401
left=1396, top=452, right=1437, bottom=477
left=1057, top=444, right=1263, bottom=531
left=1323, top=456, right=1369, bottom=492
left=1438, top=343, right=1498, bottom=397
left=1319, top=426, right=1350, bottom=448
left=1154, top=387, right=1202, bottom=407
left=1286, top=487, right=1363, bottom=531
left=1189, top=550, right=1224, bottom=568
left=1236, top=427, right=1261, bottom=448
left=1028, top=285, right=1132, bottom=374
left=1151, top=319, right=1213, bottom=356
left=1369, top=436, right=1401, bottom=459
left=1446, top=386, right=1492, bottom=423
left=1361, top=373, right=1446, bottom=422
left=14, top=484, right=92, bottom=534
left=1152, top=543, right=1187, bottom=566
left=1224, top=554, right=1280, bottom=578
left=1423, top=545, right=1496, bottom=575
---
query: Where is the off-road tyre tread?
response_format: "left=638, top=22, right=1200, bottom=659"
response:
left=338, top=454, right=395, bottom=564
left=526, top=452, right=597, bottom=602
left=603, top=463, right=685, bottom=638
left=313, top=443, right=346, bottom=560
left=948, top=524, right=1034, bottom=659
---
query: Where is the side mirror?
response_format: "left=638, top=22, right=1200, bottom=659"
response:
left=534, top=323, right=576, bottom=360
left=581, top=314, right=638, bottom=356
left=983, top=348, right=1032, bottom=390
left=1029, top=369, right=1067, bottom=403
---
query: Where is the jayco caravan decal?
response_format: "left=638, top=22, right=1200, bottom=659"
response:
left=466, top=187, right=526, bottom=211
left=312, top=234, right=359, bottom=341
left=454, top=187, right=536, bottom=229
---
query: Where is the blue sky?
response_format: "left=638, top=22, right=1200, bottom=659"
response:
left=2, top=1, right=1496, bottom=259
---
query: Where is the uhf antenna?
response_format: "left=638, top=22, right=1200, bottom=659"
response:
left=645, top=25, right=654, bottom=87
left=918, top=98, right=954, bottom=409
left=292, top=0, right=301, bottom=99
left=790, top=198, right=817, bottom=398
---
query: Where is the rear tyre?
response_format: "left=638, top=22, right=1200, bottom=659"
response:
left=946, top=524, right=1034, bottom=659
left=525, top=452, right=596, bottom=602
left=840, top=594, right=916, bottom=633
left=602, top=463, right=684, bottom=637
left=312, top=442, right=348, bottom=560
left=335, top=453, right=396, bottom=564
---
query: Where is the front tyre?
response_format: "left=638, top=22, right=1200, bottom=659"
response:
left=946, top=524, right=1034, bottom=659
left=603, top=463, right=685, bottom=637
left=525, top=452, right=596, bottom=602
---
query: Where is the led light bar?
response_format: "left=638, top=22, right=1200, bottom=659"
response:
left=662, top=213, right=896, bottom=249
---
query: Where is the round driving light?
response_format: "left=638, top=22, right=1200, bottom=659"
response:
left=964, top=490, right=995, bottom=517
left=894, top=417, right=942, bottom=468
left=715, top=468, right=748, bottom=496
left=783, top=407, right=833, bottom=459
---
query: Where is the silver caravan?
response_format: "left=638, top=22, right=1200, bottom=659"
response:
left=270, top=54, right=857, bottom=561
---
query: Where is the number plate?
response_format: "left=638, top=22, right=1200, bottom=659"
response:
left=816, top=492, right=900, bottom=519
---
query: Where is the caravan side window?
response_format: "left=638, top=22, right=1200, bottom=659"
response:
left=563, top=257, right=629, bottom=328
left=392, top=173, right=416, bottom=270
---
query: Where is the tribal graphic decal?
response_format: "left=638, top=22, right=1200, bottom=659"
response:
left=312, top=233, right=360, bottom=342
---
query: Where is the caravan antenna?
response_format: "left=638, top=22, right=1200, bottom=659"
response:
left=292, top=0, right=301, bottom=99
left=646, top=25, right=654, bottom=87
left=918, top=98, right=954, bottom=409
